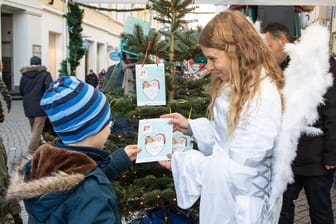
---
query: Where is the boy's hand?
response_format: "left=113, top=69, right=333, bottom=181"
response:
left=325, top=165, right=336, bottom=170
left=124, top=145, right=141, bottom=161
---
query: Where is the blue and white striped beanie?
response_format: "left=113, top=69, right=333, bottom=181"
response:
left=40, top=76, right=112, bottom=144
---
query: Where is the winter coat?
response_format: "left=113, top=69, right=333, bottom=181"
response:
left=6, top=141, right=133, bottom=224
left=19, top=66, right=53, bottom=118
left=293, top=56, right=336, bottom=175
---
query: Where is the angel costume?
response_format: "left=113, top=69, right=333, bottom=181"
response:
left=170, top=24, right=332, bottom=224
left=172, top=75, right=282, bottom=224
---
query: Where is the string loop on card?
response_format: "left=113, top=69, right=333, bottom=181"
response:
left=155, top=42, right=159, bottom=66
left=109, top=98, right=119, bottom=107
left=177, top=99, right=193, bottom=119
left=168, top=100, right=193, bottom=119
left=142, top=40, right=151, bottom=67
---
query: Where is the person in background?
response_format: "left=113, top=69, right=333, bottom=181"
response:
left=85, top=69, right=98, bottom=88
left=263, top=22, right=336, bottom=224
left=98, top=68, right=107, bottom=89
left=19, top=56, right=53, bottom=155
left=7, top=76, right=141, bottom=224
left=159, top=10, right=284, bottom=223
left=0, top=76, right=22, bottom=224
left=103, top=52, right=136, bottom=95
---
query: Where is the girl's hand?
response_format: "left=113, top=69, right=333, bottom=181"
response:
left=158, top=153, right=173, bottom=170
left=160, top=113, right=189, bottom=134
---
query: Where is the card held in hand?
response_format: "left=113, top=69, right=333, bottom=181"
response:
left=136, top=118, right=173, bottom=163
left=172, top=131, right=193, bottom=152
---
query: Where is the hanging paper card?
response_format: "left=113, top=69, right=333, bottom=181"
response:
left=136, top=64, right=166, bottom=106
left=136, top=118, right=172, bottom=163
left=124, top=16, right=150, bottom=36
left=172, top=131, right=193, bottom=152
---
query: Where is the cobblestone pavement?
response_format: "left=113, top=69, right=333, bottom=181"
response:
left=1, top=100, right=335, bottom=223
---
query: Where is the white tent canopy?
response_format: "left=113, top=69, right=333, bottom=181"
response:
left=73, top=0, right=336, bottom=6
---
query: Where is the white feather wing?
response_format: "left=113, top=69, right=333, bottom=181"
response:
left=268, top=24, right=333, bottom=222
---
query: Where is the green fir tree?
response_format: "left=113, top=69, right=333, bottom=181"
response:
left=103, top=1, right=211, bottom=222
left=59, top=3, right=86, bottom=76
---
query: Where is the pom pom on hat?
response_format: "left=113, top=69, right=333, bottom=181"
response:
left=40, top=76, right=112, bottom=144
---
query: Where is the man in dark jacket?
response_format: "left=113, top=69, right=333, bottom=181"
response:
left=263, top=22, right=336, bottom=224
left=19, top=56, right=53, bottom=154
left=85, top=69, right=98, bottom=88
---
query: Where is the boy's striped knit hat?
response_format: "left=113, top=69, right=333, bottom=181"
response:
left=40, top=76, right=111, bottom=144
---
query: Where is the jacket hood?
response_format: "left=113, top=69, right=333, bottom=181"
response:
left=20, top=65, right=47, bottom=78
left=6, top=144, right=97, bottom=219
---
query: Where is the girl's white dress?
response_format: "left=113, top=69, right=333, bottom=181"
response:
left=171, top=77, right=282, bottom=224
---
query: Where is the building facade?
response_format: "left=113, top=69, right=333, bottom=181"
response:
left=0, top=0, right=152, bottom=91
left=0, top=0, right=335, bottom=92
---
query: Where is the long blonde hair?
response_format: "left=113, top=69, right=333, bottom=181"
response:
left=199, top=10, right=284, bottom=134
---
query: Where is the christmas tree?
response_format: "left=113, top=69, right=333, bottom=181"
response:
left=59, top=3, right=86, bottom=76
left=103, top=0, right=211, bottom=222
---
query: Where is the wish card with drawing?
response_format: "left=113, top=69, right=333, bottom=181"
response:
left=136, top=118, right=173, bottom=163
left=136, top=63, right=166, bottom=106
left=172, top=131, right=193, bottom=152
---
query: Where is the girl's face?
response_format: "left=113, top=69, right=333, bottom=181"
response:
left=201, top=46, right=229, bottom=81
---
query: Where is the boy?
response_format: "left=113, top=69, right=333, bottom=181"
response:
left=7, top=76, right=140, bottom=224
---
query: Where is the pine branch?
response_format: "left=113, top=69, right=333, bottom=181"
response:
left=59, top=3, right=85, bottom=76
